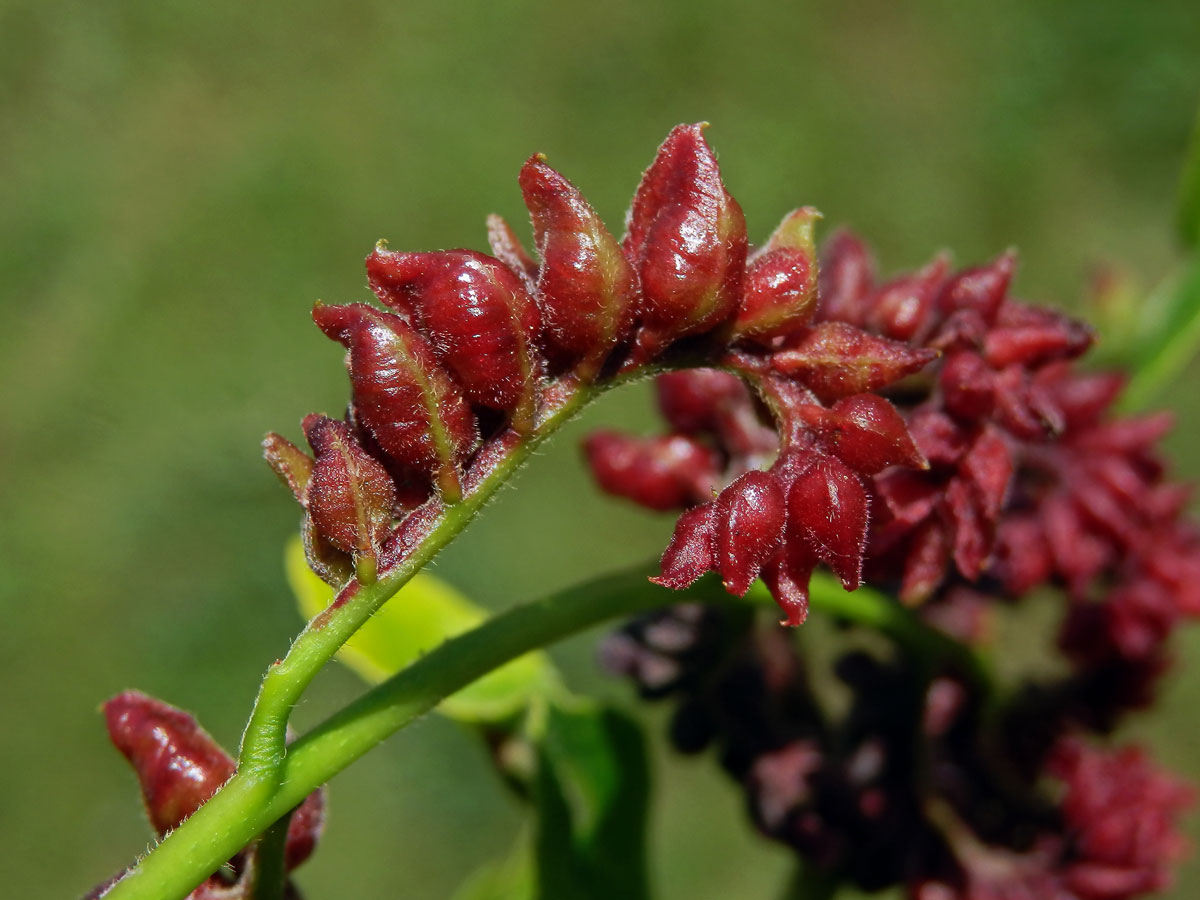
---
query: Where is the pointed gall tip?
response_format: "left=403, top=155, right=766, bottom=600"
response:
left=664, top=121, right=709, bottom=148
left=520, top=152, right=548, bottom=173
left=649, top=572, right=699, bottom=591
left=779, top=606, right=808, bottom=628
left=312, top=301, right=364, bottom=344
left=721, top=576, right=753, bottom=597
left=263, top=432, right=314, bottom=503
left=518, top=152, right=564, bottom=194
left=993, top=248, right=1018, bottom=280
left=102, top=690, right=153, bottom=731
left=300, top=412, right=325, bottom=444
left=766, top=207, right=822, bottom=254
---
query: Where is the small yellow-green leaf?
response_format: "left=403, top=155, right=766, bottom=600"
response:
left=285, top=536, right=557, bottom=722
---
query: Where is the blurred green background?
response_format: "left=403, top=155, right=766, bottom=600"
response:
left=2, top=0, right=1199, bottom=896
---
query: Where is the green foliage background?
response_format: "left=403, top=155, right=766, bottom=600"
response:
left=1, top=0, right=1198, bottom=896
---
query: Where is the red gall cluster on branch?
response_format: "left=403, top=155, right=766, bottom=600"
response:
left=595, top=227, right=1200, bottom=897
left=264, top=124, right=933, bottom=622
left=86, top=692, right=325, bottom=899
left=914, top=739, right=1194, bottom=900
left=605, top=604, right=1195, bottom=900
left=587, top=223, right=1200, bottom=653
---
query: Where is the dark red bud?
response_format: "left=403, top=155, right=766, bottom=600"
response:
left=928, top=308, right=990, bottom=353
left=656, top=369, right=753, bottom=433
left=939, top=351, right=996, bottom=422
left=657, top=368, right=777, bottom=458
left=1044, top=493, right=1109, bottom=594
left=906, top=407, right=969, bottom=466
left=993, top=365, right=1065, bottom=439
left=485, top=214, right=538, bottom=289
left=958, top=426, right=1012, bottom=520
left=652, top=502, right=718, bottom=590
left=312, top=303, right=477, bottom=500
left=865, top=254, right=950, bottom=342
left=365, top=248, right=541, bottom=423
left=520, top=154, right=638, bottom=373
left=262, top=433, right=314, bottom=504
left=900, top=519, right=951, bottom=605
left=729, top=208, right=820, bottom=342
left=817, top=228, right=875, bottom=325
left=771, top=322, right=938, bottom=403
left=624, top=124, right=748, bottom=359
left=286, top=787, right=327, bottom=871
left=302, top=415, right=395, bottom=577
left=715, top=470, right=787, bottom=595
left=301, top=511, right=355, bottom=587
left=983, top=308, right=1094, bottom=368
left=875, top=468, right=941, bottom=528
left=787, top=454, right=869, bottom=589
left=946, top=476, right=990, bottom=580
left=938, top=251, right=1016, bottom=322
left=102, top=692, right=326, bottom=894
left=1049, top=740, right=1193, bottom=899
left=1071, top=475, right=1139, bottom=548
left=583, top=430, right=719, bottom=511
left=1088, top=412, right=1173, bottom=455
left=103, top=691, right=236, bottom=837
left=345, top=403, right=434, bottom=511
left=991, top=515, right=1053, bottom=595
left=1036, top=366, right=1124, bottom=429
left=803, top=394, right=926, bottom=475
left=762, top=542, right=819, bottom=626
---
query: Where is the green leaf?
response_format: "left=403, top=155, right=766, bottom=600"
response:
left=285, top=535, right=558, bottom=722
left=532, top=702, right=652, bottom=900
left=1120, top=258, right=1200, bottom=411
left=1179, top=105, right=1200, bottom=250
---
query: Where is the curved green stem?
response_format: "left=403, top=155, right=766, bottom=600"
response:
left=815, top=577, right=993, bottom=697
left=101, top=567, right=984, bottom=900
left=248, top=810, right=293, bottom=900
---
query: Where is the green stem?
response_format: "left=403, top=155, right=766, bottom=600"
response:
left=806, top=573, right=990, bottom=689
left=248, top=810, right=293, bottom=900
left=102, top=567, right=982, bottom=900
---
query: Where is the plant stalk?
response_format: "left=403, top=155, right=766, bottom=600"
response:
left=101, top=568, right=983, bottom=900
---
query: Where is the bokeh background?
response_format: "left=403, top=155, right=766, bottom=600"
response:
left=2, top=0, right=1200, bottom=896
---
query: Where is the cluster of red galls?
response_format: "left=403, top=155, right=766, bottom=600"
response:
left=260, top=123, right=940, bottom=622
left=591, top=191, right=1199, bottom=894
left=90, top=125, right=1197, bottom=899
